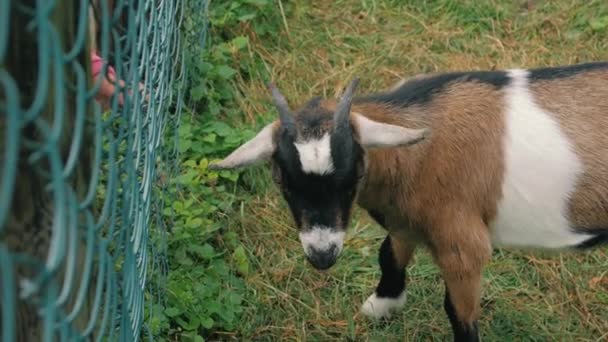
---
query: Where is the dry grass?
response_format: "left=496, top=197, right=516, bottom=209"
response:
left=225, top=0, right=608, bottom=340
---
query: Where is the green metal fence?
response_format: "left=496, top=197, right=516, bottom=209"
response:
left=0, top=0, right=195, bottom=340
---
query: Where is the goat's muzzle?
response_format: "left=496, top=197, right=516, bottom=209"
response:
left=299, top=226, right=344, bottom=270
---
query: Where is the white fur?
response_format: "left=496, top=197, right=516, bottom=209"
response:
left=210, top=123, right=275, bottom=169
left=298, top=225, right=345, bottom=255
left=360, top=292, right=407, bottom=319
left=294, top=134, right=334, bottom=175
left=490, top=69, right=588, bottom=248
left=353, top=113, right=428, bottom=148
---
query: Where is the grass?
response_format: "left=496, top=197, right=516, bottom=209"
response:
left=218, top=0, right=608, bottom=340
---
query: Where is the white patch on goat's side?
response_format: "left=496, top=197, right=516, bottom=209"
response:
left=294, top=134, right=334, bottom=175
left=490, top=69, right=588, bottom=249
left=298, top=225, right=344, bottom=255
left=360, top=292, right=407, bottom=319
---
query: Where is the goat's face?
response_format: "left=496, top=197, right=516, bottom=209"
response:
left=209, top=79, right=428, bottom=270
left=269, top=97, right=365, bottom=270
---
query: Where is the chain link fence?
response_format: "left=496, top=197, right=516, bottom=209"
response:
left=0, top=0, right=198, bottom=340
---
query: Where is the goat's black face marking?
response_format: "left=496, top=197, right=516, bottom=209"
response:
left=271, top=99, right=365, bottom=270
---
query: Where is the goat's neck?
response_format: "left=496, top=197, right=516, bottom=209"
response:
left=353, top=102, right=429, bottom=217
left=356, top=143, right=425, bottom=222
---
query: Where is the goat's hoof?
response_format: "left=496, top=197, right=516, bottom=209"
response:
left=360, top=292, right=406, bottom=319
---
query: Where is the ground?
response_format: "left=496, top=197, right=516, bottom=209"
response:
left=224, top=1, right=608, bottom=340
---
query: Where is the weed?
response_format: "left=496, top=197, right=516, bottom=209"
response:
left=145, top=0, right=286, bottom=340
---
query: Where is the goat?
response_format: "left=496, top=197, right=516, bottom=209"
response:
left=209, top=61, right=608, bottom=341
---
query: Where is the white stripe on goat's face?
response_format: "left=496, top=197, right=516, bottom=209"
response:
left=299, top=225, right=345, bottom=270
left=490, top=69, right=588, bottom=248
left=294, top=134, right=334, bottom=175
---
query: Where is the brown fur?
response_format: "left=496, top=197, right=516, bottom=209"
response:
left=530, top=70, right=608, bottom=230
left=270, top=68, right=608, bottom=329
left=431, top=211, right=492, bottom=326
left=352, top=81, right=506, bottom=237
left=388, top=232, right=418, bottom=269
left=329, top=81, right=506, bottom=325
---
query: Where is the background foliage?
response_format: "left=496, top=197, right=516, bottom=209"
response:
left=148, top=0, right=288, bottom=340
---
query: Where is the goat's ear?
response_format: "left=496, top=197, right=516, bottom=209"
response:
left=208, top=122, right=277, bottom=170
left=352, top=113, right=428, bottom=148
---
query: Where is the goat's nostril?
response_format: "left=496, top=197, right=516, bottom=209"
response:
left=306, top=244, right=339, bottom=270
left=328, top=244, right=337, bottom=254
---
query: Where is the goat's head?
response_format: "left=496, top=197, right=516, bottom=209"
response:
left=209, top=79, right=428, bottom=270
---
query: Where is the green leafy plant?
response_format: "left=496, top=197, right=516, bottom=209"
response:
left=145, top=0, right=285, bottom=340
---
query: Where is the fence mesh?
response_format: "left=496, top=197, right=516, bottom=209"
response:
left=0, top=0, right=195, bottom=340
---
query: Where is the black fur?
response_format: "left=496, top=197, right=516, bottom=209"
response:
left=367, top=214, right=407, bottom=299
left=272, top=99, right=364, bottom=231
left=356, top=71, right=509, bottom=108
left=444, top=287, right=479, bottom=342
left=376, top=235, right=407, bottom=298
left=575, top=228, right=608, bottom=249
left=293, top=97, right=328, bottom=140
left=356, top=62, right=608, bottom=108
left=367, top=210, right=386, bottom=228
left=528, top=62, right=608, bottom=81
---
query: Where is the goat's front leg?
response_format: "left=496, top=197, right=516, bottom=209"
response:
left=360, top=234, right=417, bottom=319
left=431, top=215, right=491, bottom=342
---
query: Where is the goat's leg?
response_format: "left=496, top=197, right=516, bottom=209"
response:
left=443, top=281, right=480, bottom=342
left=360, top=234, right=416, bottom=319
left=431, top=216, right=491, bottom=342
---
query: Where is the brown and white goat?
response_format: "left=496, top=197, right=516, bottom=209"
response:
left=210, top=62, right=608, bottom=341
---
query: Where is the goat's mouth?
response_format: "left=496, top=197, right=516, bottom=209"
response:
left=298, top=226, right=345, bottom=270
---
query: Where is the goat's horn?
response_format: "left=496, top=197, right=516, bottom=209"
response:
left=333, top=78, right=360, bottom=131
left=268, top=82, right=294, bottom=128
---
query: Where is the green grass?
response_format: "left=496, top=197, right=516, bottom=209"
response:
left=216, top=0, right=608, bottom=340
